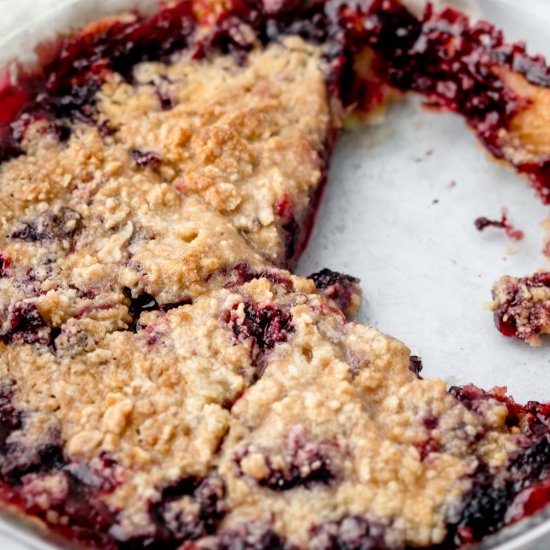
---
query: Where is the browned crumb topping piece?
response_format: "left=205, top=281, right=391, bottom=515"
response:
left=490, top=272, right=550, bottom=346
left=0, top=42, right=333, bottom=348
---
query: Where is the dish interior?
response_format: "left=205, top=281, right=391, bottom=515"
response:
left=0, top=0, right=550, bottom=548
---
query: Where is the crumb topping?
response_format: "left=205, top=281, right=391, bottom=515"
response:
left=97, top=36, right=332, bottom=266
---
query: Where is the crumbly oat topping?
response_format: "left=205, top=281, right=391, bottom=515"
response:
left=0, top=278, right=528, bottom=547
left=0, top=106, right=285, bottom=350
left=97, top=36, right=332, bottom=266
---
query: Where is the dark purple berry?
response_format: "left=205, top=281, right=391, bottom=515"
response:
left=123, top=288, right=188, bottom=332
left=281, top=216, right=300, bottom=262
left=310, top=516, right=392, bottom=550
left=508, top=437, right=550, bottom=495
left=10, top=224, right=41, bottom=242
left=309, top=268, right=358, bottom=291
left=309, top=268, right=360, bottom=316
left=229, top=263, right=255, bottom=286
left=412, top=413, right=440, bottom=461
left=1, top=302, right=55, bottom=346
left=228, top=301, right=294, bottom=364
left=0, top=254, right=11, bottom=278
left=227, top=264, right=293, bottom=291
left=98, top=119, right=114, bottom=137
left=408, top=355, right=423, bottom=377
left=445, top=465, right=509, bottom=547
left=444, top=387, right=550, bottom=546
left=157, top=89, right=175, bottom=110
left=449, top=384, right=550, bottom=434
left=58, top=460, right=119, bottom=532
left=3, top=449, right=123, bottom=546
left=423, top=415, right=438, bottom=431
left=54, top=122, right=72, bottom=142
left=204, top=522, right=289, bottom=550
left=0, top=442, right=66, bottom=484
left=0, top=386, right=22, bottom=452
left=259, top=271, right=294, bottom=291
left=124, top=288, right=159, bottom=332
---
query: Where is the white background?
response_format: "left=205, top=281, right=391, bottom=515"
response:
left=0, top=0, right=549, bottom=548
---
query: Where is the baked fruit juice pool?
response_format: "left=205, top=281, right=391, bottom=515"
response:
left=0, top=0, right=549, bottom=548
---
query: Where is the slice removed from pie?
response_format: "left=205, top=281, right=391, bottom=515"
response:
left=0, top=1, right=549, bottom=549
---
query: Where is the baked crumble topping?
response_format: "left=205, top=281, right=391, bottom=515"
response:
left=0, top=0, right=549, bottom=549
left=1, top=277, right=547, bottom=548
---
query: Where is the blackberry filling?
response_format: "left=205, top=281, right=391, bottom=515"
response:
left=0, top=254, right=11, bottom=278
left=1, top=302, right=56, bottom=347
left=409, top=355, right=424, bottom=377
left=129, top=149, right=162, bottom=170
left=491, top=272, right=550, bottom=343
left=9, top=207, right=82, bottom=243
left=0, top=2, right=198, bottom=162
left=123, top=288, right=188, bottom=332
left=447, top=385, right=550, bottom=545
left=3, top=0, right=550, bottom=197
left=200, top=522, right=290, bottom=550
left=0, top=386, right=23, bottom=452
left=0, top=391, right=121, bottom=547
left=309, top=268, right=361, bottom=317
left=474, top=210, right=524, bottom=241
left=124, top=289, right=160, bottom=333
left=226, top=264, right=294, bottom=292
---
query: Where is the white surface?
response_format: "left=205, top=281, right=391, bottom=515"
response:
left=0, top=0, right=549, bottom=549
